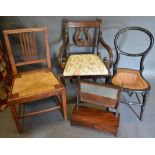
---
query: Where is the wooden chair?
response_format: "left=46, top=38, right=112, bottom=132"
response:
left=58, top=19, right=113, bottom=83
left=111, top=27, right=154, bottom=120
left=3, top=27, right=67, bottom=133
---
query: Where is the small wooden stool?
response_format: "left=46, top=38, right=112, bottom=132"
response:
left=71, top=80, right=122, bottom=136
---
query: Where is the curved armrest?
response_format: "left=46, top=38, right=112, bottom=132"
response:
left=99, top=33, right=113, bottom=69
left=58, top=43, right=66, bottom=69
left=58, top=33, right=69, bottom=69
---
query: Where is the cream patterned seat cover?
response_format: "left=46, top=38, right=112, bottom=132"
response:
left=63, top=54, right=108, bottom=76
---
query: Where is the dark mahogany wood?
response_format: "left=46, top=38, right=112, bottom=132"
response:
left=70, top=80, right=122, bottom=136
left=71, top=106, right=120, bottom=136
left=59, top=19, right=113, bottom=80
left=78, top=80, right=122, bottom=110
left=81, top=93, right=118, bottom=108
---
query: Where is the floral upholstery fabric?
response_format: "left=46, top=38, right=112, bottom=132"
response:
left=0, top=40, right=13, bottom=111
left=63, top=54, right=108, bottom=76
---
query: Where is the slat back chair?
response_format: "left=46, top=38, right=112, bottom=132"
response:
left=4, top=27, right=51, bottom=75
left=112, top=27, right=154, bottom=120
left=3, top=27, right=67, bottom=133
left=59, top=19, right=112, bottom=81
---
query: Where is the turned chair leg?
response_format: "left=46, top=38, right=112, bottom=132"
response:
left=9, top=101, right=22, bottom=133
left=140, top=92, right=149, bottom=121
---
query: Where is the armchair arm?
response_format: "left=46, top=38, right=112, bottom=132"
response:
left=58, top=32, right=69, bottom=69
left=99, top=32, right=113, bottom=69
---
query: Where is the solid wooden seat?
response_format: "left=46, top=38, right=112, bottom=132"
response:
left=3, top=27, right=67, bottom=133
left=112, top=68, right=149, bottom=90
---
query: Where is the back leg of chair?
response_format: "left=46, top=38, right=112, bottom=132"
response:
left=60, top=76, right=66, bottom=87
left=140, top=91, right=149, bottom=121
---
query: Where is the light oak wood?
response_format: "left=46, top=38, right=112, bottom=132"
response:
left=112, top=68, right=149, bottom=90
left=3, top=27, right=51, bottom=75
left=3, top=27, right=67, bottom=133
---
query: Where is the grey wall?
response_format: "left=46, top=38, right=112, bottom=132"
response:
left=0, top=16, right=155, bottom=78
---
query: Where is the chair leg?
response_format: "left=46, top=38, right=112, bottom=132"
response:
left=62, top=90, right=67, bottom=121
left=105, top=77, right=109, bottom=84
left=123, top=91, right=149, bottom=121
left=140, top=92, right=149, bottom=121
left=9, top=101, right=22, bottom=133
left=70, top=78, right=73, bottom=83
left=60, top=76, right=66, bottom=87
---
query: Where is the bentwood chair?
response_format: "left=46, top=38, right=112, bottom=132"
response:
left=58, top=19, right=113, bottom=83
left=3, top=27, right=67, bottom=133
left=111, top=27, right=154, bottom=120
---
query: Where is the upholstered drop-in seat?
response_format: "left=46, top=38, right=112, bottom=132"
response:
left=112, top=68, right=149, bottom=90
left=63, top=54, right=108, bottom=76
left=12, top=70, right=60, bottom=98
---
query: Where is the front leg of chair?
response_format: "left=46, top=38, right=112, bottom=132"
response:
left=9, top=101, right=22, bottom=133
left=62, top=89, right=67, bottom=121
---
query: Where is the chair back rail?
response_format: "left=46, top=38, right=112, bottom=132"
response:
left=3, top=27, right=51, bottom=75
left=59, top=19, right=113, bottom=69
left=114, top=27, right=154, bottom=74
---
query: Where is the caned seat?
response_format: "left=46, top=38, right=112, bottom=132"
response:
left=112, top=69, right=149, bottom=91
left=111, top=27, right=154, bottom=120
left=63, top=54, right=108, bottom=76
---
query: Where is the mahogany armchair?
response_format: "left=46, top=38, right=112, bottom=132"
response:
left=58, top=19, right=113, bottom=83
left=3, top=27, right=67, bottom=133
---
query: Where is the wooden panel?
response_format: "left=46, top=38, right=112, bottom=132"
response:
left=81, top=93, right=118, bottom=108
left=80, top=82, right=118, bottom=99
left=66, top=21, right=100, bottom=28
left=71, top=106, right=119, bottom=136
